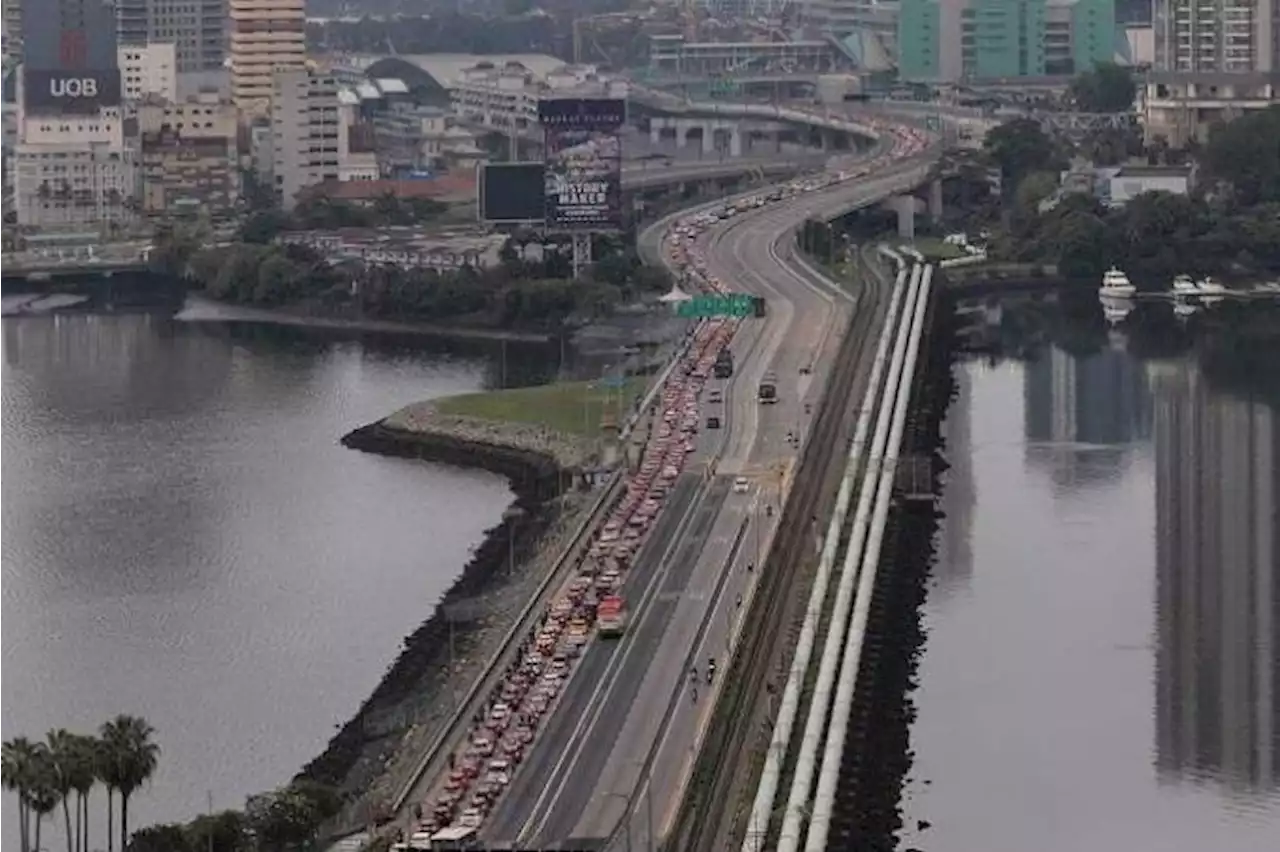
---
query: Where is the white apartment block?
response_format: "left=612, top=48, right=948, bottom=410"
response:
left=1146, top=1, right=1280, bottom=145
left=230, top=0, right=306, bottom=116
left=450, top=61, right=627, bottom=134
left=119, top=43, right=178, bottom=102
left=270, top=67, right=376, bottom=210
left=12, top=101, right=138, bottom=229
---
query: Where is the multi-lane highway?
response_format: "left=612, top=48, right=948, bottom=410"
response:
left=480, top=133, right=939, bottom=849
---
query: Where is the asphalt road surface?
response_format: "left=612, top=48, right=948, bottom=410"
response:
left=483, top=150, right=935, bottom=849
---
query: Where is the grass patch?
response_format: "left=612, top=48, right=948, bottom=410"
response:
left=436, top=377, right=650, bottom=436
left=909, top=236, right=968, bottom=261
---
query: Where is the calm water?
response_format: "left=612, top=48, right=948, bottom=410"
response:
left=1, top=312, right=519, bottom=848
left=904, top=333, right=1279, bottom=851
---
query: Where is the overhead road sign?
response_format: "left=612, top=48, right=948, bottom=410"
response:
left=675, top=293, right=764, bottom=318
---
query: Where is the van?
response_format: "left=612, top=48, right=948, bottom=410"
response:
left=706, top=416, right=721, bottom=429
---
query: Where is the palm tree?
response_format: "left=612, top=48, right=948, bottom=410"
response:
left=45, top=730, right=77, bottom=852
left=67, top=735, right=99, bottom=852
left=94, top=737, right=117, bottom=852
left=3, top=737, right=41, bottom=852
left=26, top=745, right=62, bottom=852
left=98, top=715, right=160, bottom=852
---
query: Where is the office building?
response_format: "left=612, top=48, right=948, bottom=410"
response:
left=137, top=91, right=240, bottom=219
left=140, top=0, right=229, bottom=74
left=1149, top=360, right=1278, bottom=791
left=898, top=0, right=1118, bottom=81
left=1144, top=0, right=1279, bottom=146
left=119, top=42, right=177, bottom=101
left=270, top=66, right=377, bottom=210
left=3, top=0, right=22, bottom=69
left=229, top=0, right=305, bottom=116
left=14, top=0, right=136, bottom=230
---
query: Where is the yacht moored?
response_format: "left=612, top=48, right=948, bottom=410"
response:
left=1099, top=267, right=1136, bottom=298
left=1172, top=274, right=1199, bottom=296
left=1196, top=276, right=1226, bottom=295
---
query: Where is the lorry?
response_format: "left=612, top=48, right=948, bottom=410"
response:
left=597, top=595, right=628, bottom=637
left=713, top=348, right=734, bottom=379
left=758, top=371, right=778, bottom=404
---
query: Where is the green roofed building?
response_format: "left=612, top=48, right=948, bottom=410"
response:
left=897, top=0, right=1118, bottom=82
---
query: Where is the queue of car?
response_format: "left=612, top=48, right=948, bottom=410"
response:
left=415, top=117, right=928, bottom=838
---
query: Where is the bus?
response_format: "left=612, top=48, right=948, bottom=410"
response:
left=758, top=371, right=778, bottom=404
left=597, top=595, right=628, bottom=637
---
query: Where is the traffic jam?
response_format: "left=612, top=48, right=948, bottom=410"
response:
left=414, top=118, right=929, bottom=840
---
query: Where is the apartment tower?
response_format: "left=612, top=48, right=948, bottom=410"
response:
left=1153, top=0, right=1278, bottom=72
left=229, top=0, right=305, bottom=115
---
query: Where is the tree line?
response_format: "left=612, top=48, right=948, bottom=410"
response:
left=152, top=226, right=672, bottom=332
left=978, top=106, right=1280, bottom=285
left=3, top=716, right=158, bottom=852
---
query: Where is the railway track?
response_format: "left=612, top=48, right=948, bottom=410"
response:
left=663, top=240, right=896, bottom=852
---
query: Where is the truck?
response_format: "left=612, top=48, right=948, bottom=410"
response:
left=597, top=595, right=628, bottom=637
left=758, top=371, right=778, bottom=404
left=713, top=348, right=734, bottom=379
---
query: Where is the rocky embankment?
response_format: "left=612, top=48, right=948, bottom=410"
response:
left=299, top=405, right=597, bottom=834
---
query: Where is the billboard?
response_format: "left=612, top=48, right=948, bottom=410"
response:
left=478, top=162, right=546, bottom=224
left=538, top=97, right=625, bottom=232
left=22, top=68, right=122, bottom=115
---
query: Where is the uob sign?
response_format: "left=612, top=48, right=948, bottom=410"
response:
left=50, top=78, right=99, bottom=98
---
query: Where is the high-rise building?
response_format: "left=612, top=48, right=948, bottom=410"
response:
left=229, top=0, right=306, bottom=116
left=1149, top=360, right=1278, bottom=790
left=14, top=0, right=135, bottom=229
left=1153, top=0, right=1277, bottom=73
left=1145, top=1, right=1279, bottom=146
left=897, top=0, right=1118, bottom=81
left=270, top=66, right=378, bottom=210
left=143, top=0, right=229, bottom=74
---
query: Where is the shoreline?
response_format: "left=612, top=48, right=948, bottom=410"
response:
left=298, top=412, right=594, bottom=837
left=173, top=295, right=556, bottom=344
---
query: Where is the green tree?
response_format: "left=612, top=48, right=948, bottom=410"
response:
left=1201, top=105, right=1280, bottom=206
left=65, top=735, right=99, bottom=852
left=99, top=716, right=161, bottom=852
left=1014, top=170, right=1060, bottom=212
left=125, top=823, right=192, bottom=852
left=984, top=118, right=1059, bottom=194
left=240, top=209, right=290, bottom=244
left=3, top=737, right=43, bottom=852
left=26, top=746, right=62, bottom=852
left=45, top=730, right=78, bottom=852
left=186, top=809, right=250, bottom=852
left=1069, top=63, right=1137, bottom=113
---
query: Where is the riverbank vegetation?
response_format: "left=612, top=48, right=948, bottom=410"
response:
left=150, top=230, right=673, bottom=333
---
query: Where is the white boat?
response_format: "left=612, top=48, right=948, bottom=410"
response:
left=1196, top=276, right=1227, bottom=296
left=1100, top=296, right=1133, bottom=325
left=1099, top=267, right=1136, bottom=298
left=1172, top=274, right=1199, bottom=296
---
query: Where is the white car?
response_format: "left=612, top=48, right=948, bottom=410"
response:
left=733, top=476, right=750, bottom=494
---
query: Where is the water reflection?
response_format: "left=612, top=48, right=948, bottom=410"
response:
left=934, top=366, right=974, bottom=599
left=1023, top=341, right=1151, bottom=491
left=1149, top=360, right=1279, bottom=794
left=905, top=304, right=1280, bottom=852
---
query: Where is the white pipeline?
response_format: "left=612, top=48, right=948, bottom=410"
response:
left=775, top=263, right=923, bottom=852
left=739, top=264, right=912, bottom=852
left=805, top=265, right=934, bottom=852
